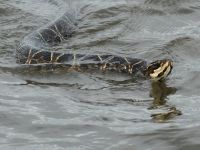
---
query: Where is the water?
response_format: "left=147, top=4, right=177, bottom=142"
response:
left=1, top=0, right=200, bottom=149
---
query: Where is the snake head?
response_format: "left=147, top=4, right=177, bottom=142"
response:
left=147, top=59, right=173, bottom=81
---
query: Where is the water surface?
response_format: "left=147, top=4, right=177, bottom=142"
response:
left=1, top=0, right=200, bottom=149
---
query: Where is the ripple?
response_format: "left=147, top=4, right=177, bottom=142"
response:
left=144, top=0, right=187, bottom=7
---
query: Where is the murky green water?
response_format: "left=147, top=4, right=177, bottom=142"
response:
left=1, top=0, right=200, bottom=149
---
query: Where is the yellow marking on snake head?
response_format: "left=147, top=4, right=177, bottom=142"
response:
left=148, top=60, right=173, bottom=81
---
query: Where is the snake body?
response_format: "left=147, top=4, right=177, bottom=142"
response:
left=16, top=12, right=173, bottom=81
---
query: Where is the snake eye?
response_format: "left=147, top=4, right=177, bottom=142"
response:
left=147, top=60, right=161, bottom=74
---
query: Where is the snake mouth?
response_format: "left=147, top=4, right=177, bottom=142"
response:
left=147, top=59, right=173, bottom=81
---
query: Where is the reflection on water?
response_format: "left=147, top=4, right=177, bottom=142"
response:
left=149, top=81, right=182, bottom=122
left=150, top=81, right=177, bottom=107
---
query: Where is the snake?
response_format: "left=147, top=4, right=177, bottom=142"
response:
left=16, top=12, right=173, bottom=81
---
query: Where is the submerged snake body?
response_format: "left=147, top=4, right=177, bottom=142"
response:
left=16, top=12, right=173, bottom=81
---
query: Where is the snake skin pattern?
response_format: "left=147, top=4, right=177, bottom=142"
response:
left=16, top=12, right=172, bottom=80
